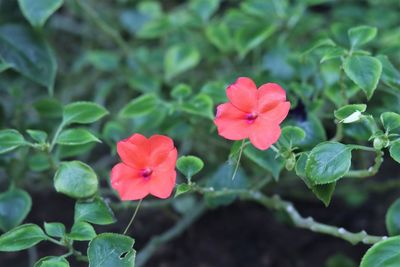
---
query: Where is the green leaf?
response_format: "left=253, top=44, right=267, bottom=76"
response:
left=88, top=233, right=136, bottom=267
left=0, top=224, right=47, bottom=251
left=360, top=236, right=400, bottom=267
left=0, top=24, right=56, bottom=95
left=174, top=184, right=192, bottom=198
left=56, top=128, right=100, bottom=146
left=119, top=94, right=158, bottom=118
left=389, top=141, right=400, bottom=164
left=189, top=0, right=220, bottom=21
left=348, top=25, right=377, bottom=49
left=68, top=221, right=96, bottom=241
left=0, top=188, right=32, bottom=232
left=74, top=197, right=116, bottom=225
left=63, top=102, right=108, bottom=125
left=295, top=152, right=336, bottom=206
left=18, top=0, right=63, bottom=28
left=244, top=145, right=284, bottom=180
left=26, top=129, right=48, bottom=143
left=386, top=198, right=400, bottom=236
left=0, top=129, right=26, bottom=154
left=381, top=112, right=400, bottom=132
left=279, top=126, right=306, bottom=148
left=54, top=161, right=98, bottom=199
left=33, top=97, right=63, bottom=118
left=171, top=84, right=192, bottom=100
left=176, top=156, right=204, bottom=179
left=235, top=23, right=276, bottom=58
left=180, top=93, right=214, bottom=119
left=164, top=44, right=200, bottom=80
left=377, top=55, right=400, bottom=90
left=306, top=142, right=352, bottom=184
left=34, top=256, right=70, bottom=267
left=334, top=104, right=367, bottom=121
left=44, top=222, right=65, bottom=238
left=205, top=21, right=233, bottom=53
left=343, top=56, right=382, bottom=99
left=320, top=47, right=347, bottom=63
left=303, top=38, right=336, bottom=55
left=85, top=50, right=120, bottom=72
left=28, top=152, right=51, bottom=172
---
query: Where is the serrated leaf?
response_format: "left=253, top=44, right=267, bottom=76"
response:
left=88, top=233, right=136, bottom=267
left=343, top=56, right=382, bottom=99
left=0, top=224, right=47, bottom=252
left=54, top=161, right=98, bottom=199
left=306, top=142, right=352, bottom=184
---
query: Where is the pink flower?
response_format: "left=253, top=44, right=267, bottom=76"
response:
left=214, top=77, right=290, bottom=150
left=110, top=134, right=177, bottom=200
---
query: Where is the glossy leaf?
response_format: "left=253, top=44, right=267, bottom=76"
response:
left=88, top=233, right=136, bottom=267
left=0, top=129, right=26, bottom=154
left=63, top=102, right=108, bottom=125
left=44, top=222, right=65, bottom=238
left=306, top=142, right=352, bottom=184
left=176, top=155, right=204, bottom=179
left=343, top=56, right=382, bottom=99
left=334, top=104, right=367, bottom=121
left=174, top=183, right=192, bottom=198
left=54, top=161, right=98, bottom=199
left=119, top=94, right=158, bottom=118
left=348, top=25, right=377, bottom=49
left=56, top=128, right=100, bottom=145
left=279, top=126, right=306, bottom=148
left=74, top=197, right=116, bottom=225
left=381, top=112, right=400, bottom=132
left=0, top=188, right=32, bottom=232
left=0, top=24, right=56, bottom=94
left=18, top=0, right=63, bottom=28
left=386, top=198, right=400, bottom=236
left=360, top=236, right=400, bottom=267
left=0, top=224, right=47, bottom=251
left=389, top=141, right=400, bottom=164
left=377, top=55, right=400, bottom=90
left=68, top=221, right=96, bottom=241
left=26, top=129, right=48, bottom=143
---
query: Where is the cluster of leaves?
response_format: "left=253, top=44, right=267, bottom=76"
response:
left=1, top=0, right=400, bottom=266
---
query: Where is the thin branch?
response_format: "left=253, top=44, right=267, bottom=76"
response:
left=346, top=150, right=384, bottom=178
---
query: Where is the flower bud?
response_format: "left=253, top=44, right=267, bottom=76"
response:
left=285, top=153, right=296, bottom=171
left=373, top=136, right=389, bottom=150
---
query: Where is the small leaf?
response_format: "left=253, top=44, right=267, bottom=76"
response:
left=189, top=0, right=220, bottom=21
left=18, top=0, right=63, bottom=28
left=244, top=145, right=284, bottom=180
left=334, top=104, right=367, bottom=121
left=164, top=44, right=200, bottom=80
left=54, top=161, right=98, bottom=199
left=56, top=128, right=100, bottom=145
left=0, top=24, right=57, bottom=95
left=389, top=141, right=400, bottom=164
left=0, top=188, right=32, bottom=232
left=44, top=222, right=65, bottom=238
left=235, top=23, right=276, bottom=58
left=119, top=94, right=158, bottom=118
left=26, top=129, right=48, bottom=143
left=88, top=233, right=136, bottom=267
left=180, top=93, right=214, bottom=119
left=33, top=97, right=63, bottom=118
left=377, top=55, right=400, bottom=90
left=381, top=112, right=400, bottom=132
left=171, top=84, right=192, bottom=100
left=343, top=56, right=382, bottom=99
left=68, top=221, right=96, bottom=241
left=0, top=129, right=26, bottom=154
left=205, top=21, right=233, bottom=53
left=386, top=198, right=400, bottom=236
left=0, top=224, right=47, bottom=252
left=74, top=197, right=116, bottom=225
left=176, top=156, right=204, bottom=179
left=320, top=47, right=347, bottom=63
left=174, top=184, right=192, bottom=197
left=348, top=25, right=377, bottom=49
left=306, top=142, right=352, bottom=184
left=34, top=256, right=70, bottom=267
left=360, top=236, right=400, bottom=267
left=303, top=38, right=336, bottom=55
left=279, top=126, right=306, bottom=148
left=63, top=102, right=108, bottom=125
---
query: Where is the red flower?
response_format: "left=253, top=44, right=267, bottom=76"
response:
left=110, top=134, right=177, bottom=200
left=214, top=77, right=290, bottom=150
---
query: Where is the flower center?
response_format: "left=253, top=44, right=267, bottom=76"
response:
left=245, top=112, right=258, bottom=124
left=140, top=168, right=153, bottom=180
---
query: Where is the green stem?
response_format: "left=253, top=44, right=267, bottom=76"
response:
left=270, top=144, right=279, bottom=153
left=123, top=198, right=143, bottom=235
left=345, top=150, right=384, bottom=178
left=231, top=139, right=245, bottom=180
left=49, top=121, right=66, bottom=152
left=348, top=144, right=377, bottom=152
left=47, top=237, right=65, bottom=247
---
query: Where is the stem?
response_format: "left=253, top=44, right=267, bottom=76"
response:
left=348, top=144, right=377, bottom=152
left=231, top=140, right=245, bottom=180
left=136, top=202, right=206, bottom=267
left=346, top=150, right=384, bottom=178
left=270, top=144, right=279, bottom=153
left=123, top=198, right=143, bottom=235
left=49, top=121, right=66, bottom=151
left=47, top=237, right=65, bottom=247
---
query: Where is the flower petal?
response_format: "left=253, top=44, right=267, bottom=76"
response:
left=257, top=83, right=287, bottom=113
left=149, top=169, right=176, bottom=199
left=117, top=134, right=150, bottom=169
left=149, top=135, right=175, bottom=166
left=226, top=77, right=257, bottom=112
left=214, top=103, right=251, bottom=140
left=259, top=101, right=290, bottom=125
left=153, top=148, right=178, bottom=172
left=110, top=163, right=149, bottom=200
left=249, top=120, right=281, bottom=150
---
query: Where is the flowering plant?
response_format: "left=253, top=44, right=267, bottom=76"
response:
left=1, top=1, right=400, bottom=267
